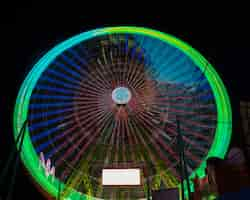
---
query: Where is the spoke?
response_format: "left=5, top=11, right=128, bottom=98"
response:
left=130, top=117, right=181, bottom=180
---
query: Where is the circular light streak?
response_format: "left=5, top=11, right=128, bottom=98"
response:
left=13, top=26, right=232, bottom=199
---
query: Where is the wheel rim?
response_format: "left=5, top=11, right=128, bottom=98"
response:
left=13, top=26, right=232, bottom=199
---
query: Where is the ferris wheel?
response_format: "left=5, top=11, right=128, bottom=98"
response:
left=13, top=27, right=232, bottom=199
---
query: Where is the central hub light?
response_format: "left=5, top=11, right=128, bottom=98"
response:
left=112, top=87, right=132, bottom=104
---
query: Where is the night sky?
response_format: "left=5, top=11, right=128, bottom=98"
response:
left=0, top=2, right=249, bottom=199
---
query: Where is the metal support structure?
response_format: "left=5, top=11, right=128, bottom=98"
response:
left=0, top=119, right=28, bottom=200
left=57, top=180, right=61, bottom=200
left=178, top=144, right=185, bottom=200
left=176, top=117, right=192, bottom=200
left=183, top=152, right=192, bottom=199
left=146, top=177, right=151, bottom=200
left=142, top=165, right=151, bottom=200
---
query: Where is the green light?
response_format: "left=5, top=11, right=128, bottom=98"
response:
left=13, top=26, right=232, bottom=199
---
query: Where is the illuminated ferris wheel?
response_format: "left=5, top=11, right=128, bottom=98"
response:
left=13, top=27, right=232, bottom=199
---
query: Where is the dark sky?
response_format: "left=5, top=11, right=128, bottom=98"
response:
left=0, top=2, right=249, bottom=199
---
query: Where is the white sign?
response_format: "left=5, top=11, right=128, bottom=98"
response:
left=102, top=168, right=140, bottom=186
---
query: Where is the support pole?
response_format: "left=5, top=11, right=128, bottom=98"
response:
left=0, top=120, right=28, bottom=185
left=176, top=117, right=192, bottom=200
left=183, top=152, right=192, bottom=199
left=146, top=178, right=151, bottom=200
left=57, top=180, right=61, bottom=200
left=177, top=119, right=185, bottom=200
left=0, top=120, right=28, bottom=200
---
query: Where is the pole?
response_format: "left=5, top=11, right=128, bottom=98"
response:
left=176, top=117, right=192, bottom=200
left=177, top=118, right=185, bottom=200
left=143, top=166, right=151, bottom=200
left=183, top=153, right=192, bottom=199
left=57, top=180, right=61, bottom=200
left=147, top=178, right=150, bottom=200
left=2, top=120, right=28, bottom=200
left=0, top=120, right=28, bottom=185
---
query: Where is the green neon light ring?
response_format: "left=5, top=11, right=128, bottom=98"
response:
left=13, top=26, right=232, bottom=199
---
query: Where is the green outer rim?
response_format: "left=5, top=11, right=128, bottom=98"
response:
left=13, top=26, right=232, bottom=199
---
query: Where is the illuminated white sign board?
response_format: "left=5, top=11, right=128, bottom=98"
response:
left=102, top=169, right=141, bottom=186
